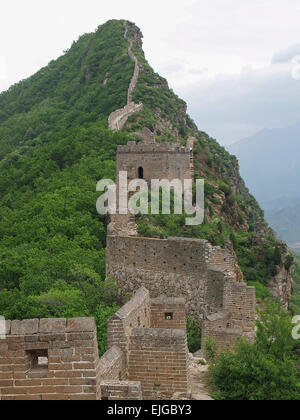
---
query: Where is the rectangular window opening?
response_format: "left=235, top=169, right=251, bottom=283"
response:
left=26, top=349, right=49, bottom=372
left=165, top=312, right=173, bottom=321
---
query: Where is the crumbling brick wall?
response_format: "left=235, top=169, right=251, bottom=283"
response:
left=98, top=345, right=125, bottom=382
left=223, top=280, right=256, bottom=328
left=0, top=318, right=101, bottom=401
left=201, top=311, right=240, bottom=351
left=107, top=287, right=151, bottom=368
left=202, top=279, right=256, bottom=350
left=128, top=328, right=190, bottom=400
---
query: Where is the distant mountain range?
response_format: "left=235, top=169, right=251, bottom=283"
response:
left=228, top=123, right=300, bottom=247
left=266, top=205, right=300, bottom=249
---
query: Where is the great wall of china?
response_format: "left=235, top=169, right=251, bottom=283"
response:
left=106, top=137, right=256, bottom=349
left=108, top=21, right=143, bottom=131
left=0, top=21, right=256, bottom=400
left=0, top=290, right=193, bottom=400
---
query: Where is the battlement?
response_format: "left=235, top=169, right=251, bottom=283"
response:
left=128, top=328, right=190, bottom=399
left=3, top=317, right=96, bottom=336
left=0, top=317, right=101, bottom=401
left=116, top=137, right=192, bottom=186
left=117, top=140, right=190, bottom=155
left=0, top=288, right=190, bottom=400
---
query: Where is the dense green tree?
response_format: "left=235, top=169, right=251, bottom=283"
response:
left=209, top=302, right=300, bottom=400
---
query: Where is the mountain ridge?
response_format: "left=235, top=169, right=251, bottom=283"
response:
left=0, top=19, right=294, bottom=329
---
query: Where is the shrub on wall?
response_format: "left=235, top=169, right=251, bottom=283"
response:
left=186, top=316, right=202, bottom=353
left=209, top=302, right=300, bottom=400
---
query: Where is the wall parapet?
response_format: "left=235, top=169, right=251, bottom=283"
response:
left=128, top=328, right=190, bottom=399
left=117, top=141, right=190, bottom=154
left=3, top=317, right=96, bottom=336
left=0, top=317, right=100, bottom=401
left=98, top=345, right=125, bottom=382
left=0, top=288, right=189, bottom=400
left=107, top=287, right=151, bottom=370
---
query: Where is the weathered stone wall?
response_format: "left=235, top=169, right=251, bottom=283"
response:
left=105, top=288, right=190, bottom=399
left=202, top=280, right=256, bottom=350
left=223, top=280, right=256, bottom=328
left=98, top=345, right=125, bottom=382
left=125, top=22, right=140, bottom=105
left=101, top=380, right=142, bottom=400
left=206, top=243, right=244, bottom=284
left=106, top=234, right=256, bottom=350
left=0, top=318, right=101, bottom=401
left=116, top=141, right=192, bottom=184
left=151, top=296, right=186, bottom=330
left=108, top=103, right=143, bottom=131
left=202, top=312, right=243, bottom=351
left=0, top=288, right=190, bottom=400
left=106, top=235, right=232, bottom=320
left=107, top=287, right=151, bottom=367
left=128, top=328, right=190, bottom=400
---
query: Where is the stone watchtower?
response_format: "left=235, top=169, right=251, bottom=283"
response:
left=108, top=129, right=194, bottom=236
left=116, top=129, right=193, bottom=185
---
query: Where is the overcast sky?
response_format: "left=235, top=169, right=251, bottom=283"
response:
left=1, top=0, right=300, bottom=144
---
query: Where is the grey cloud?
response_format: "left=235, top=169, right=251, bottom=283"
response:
left=272, top=44, right=300, bottom=63
left=157, top=62, right=185, bottom=75
left=176, top=65, right=300, bottom=145
left=188, top=68, right=209, bottom=75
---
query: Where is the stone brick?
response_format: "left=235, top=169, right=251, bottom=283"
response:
left=11, top=319, right=39, bottom=336
left=39, top=319, right=66, bottom=334
left=67, top=318, right=96, bottom=333
left=101, top=380, right=142, bottom=400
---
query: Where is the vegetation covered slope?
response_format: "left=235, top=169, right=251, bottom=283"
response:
left=0, top=20, right=295, bottom=354
left=0, top=20, right=137, bottom=353
left=291, top=252, right=300, bottom=315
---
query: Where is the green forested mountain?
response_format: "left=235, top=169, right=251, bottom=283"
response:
left=0, top=19, right=294, bottom=354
